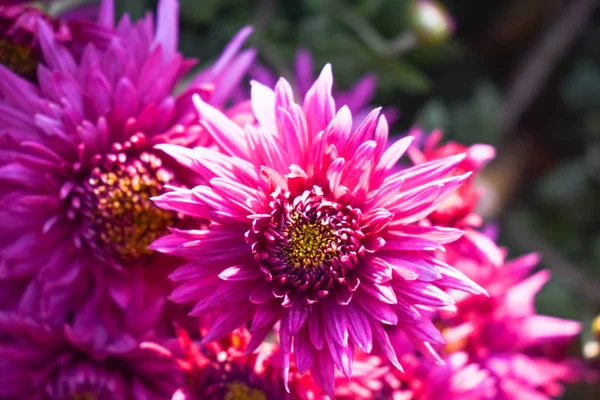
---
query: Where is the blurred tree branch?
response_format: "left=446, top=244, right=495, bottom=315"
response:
left=331, top=0, right=418, bottom=57
left=506, top=210, right=600, bottom=304
left=501, top=0, right=600, bottom=132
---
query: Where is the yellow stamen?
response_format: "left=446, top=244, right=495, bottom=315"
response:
left=0, top=38, right=37, bottom=78
left=225, top=382, right=266, bottom=400
left=282, top=213, right=337, bottom=269
left=88, top=157, right=176, bottom=261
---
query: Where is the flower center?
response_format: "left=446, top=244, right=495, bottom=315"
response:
left=281, top=214, right=337, bottom=269
left=77, top=134, right=177, bottom=262
left=250, top=185, right=364, bottom=301
left=225, top=382, right=266, bottom=400
left=0, top=38, right=37, bottom=78
left=48, top=363, right=127, bottom=400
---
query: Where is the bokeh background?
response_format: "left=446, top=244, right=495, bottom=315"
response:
left=50, top=0, right=600, bottom=397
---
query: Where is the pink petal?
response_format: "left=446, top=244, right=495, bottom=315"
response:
left=154, top=0, right=179, bottom=60
left=251, top=80, right=277, bottom=134
left=346, top=304, right=373, bottom=352
left=192, top=94, right=247, bottom=157
left=202, top=303, right=255, bottom=343
left=303, top=64, right=335, bottom=137
left=98, top=0, right=115, bottom=28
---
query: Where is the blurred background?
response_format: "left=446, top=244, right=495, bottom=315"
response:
left=54, top=0, right=600, bottom=397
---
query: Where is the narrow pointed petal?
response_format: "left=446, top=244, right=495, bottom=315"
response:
left=155, top=0, right=179, bottom=60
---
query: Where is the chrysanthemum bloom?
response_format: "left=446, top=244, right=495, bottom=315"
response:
left=0, top=312, right=183, bottom=399
left=0, top=0, right=255, bottom=350
left=152, top=64, right=487, bottom=393
left=0, top=4, right=70, bottom=79
left=339, top=252, right=582, bottom=400
left=172, top=326, right=288, bottom=400
left=408, top=130, right=494, bottom=228
left=408, top=129, right=502, bottom=267
left=438, top=250, right=583, bottom=399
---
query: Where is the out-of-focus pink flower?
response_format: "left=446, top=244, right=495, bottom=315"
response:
left=360, top=350, right=496, bottom=400
left=349, top=248, right=583, bottom=400
left=408, top=129, right=502, bottom=267
left=0, top=312, right=182, bottom=399
left=408, top=129, right=495, bottom=228
left=0, top=0, right=255, bottom=351
left=0, top=4, right=70, bottom=79
left=151, top=64, right=486, bottom=395
left=402, top=130, right=582, bottom=398
left=437, top=250, right=583, bottom=399
left=172, top=326, right=288, bottom=400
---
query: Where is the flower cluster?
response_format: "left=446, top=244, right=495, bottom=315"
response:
left=0, top=0, right=589, bottom=399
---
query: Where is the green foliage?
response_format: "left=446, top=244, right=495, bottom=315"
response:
left=416, top=82, right=502, bottom=145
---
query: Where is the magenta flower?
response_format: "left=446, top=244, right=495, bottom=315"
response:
left=408, top=129, right=503, bottom=268
left=0, top=312, right=182, bottom=399
left=392, top=351, right=497, bottom=400
left=325, top=249, right=582, bottom=400
left=172, top=326, right=288, bottom=400
left=438, top=250, right=583, bottom=399
left=151, top=64, right=486, bottom=394
left=0, top=0, right=255, bottom=351
left=0, top=4, right=70, bottom=79
left=408, top=129, right=495, bottom=228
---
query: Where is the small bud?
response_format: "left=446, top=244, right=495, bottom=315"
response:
left=408, top=0, right=455, bottom=46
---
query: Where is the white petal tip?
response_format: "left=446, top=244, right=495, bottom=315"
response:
left=191, top=93, right=206, bottom=108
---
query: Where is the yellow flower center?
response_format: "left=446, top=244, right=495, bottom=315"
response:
left=282, top=213, right=337, bottom=269
left=0, top=38, right=37, bottom=78
left=224, top=382, right=266, bottom=400
left=83, top=149, right=177, bottom=262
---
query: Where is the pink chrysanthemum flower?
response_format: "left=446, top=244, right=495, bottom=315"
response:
left=0, top=312, right=182, bottom=399
left=408, top=130, right=495, bottom=228
left=408, top=130, right=503, bottom=267
left=172, top=326, right=288, bottom=400
left=151, top=64, right=487, bottom=393
left=0, top=0, right=255, bottom=350
left=438, top=250, right=583, bottom=399
left=0, top=4, right=70, bottom=79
